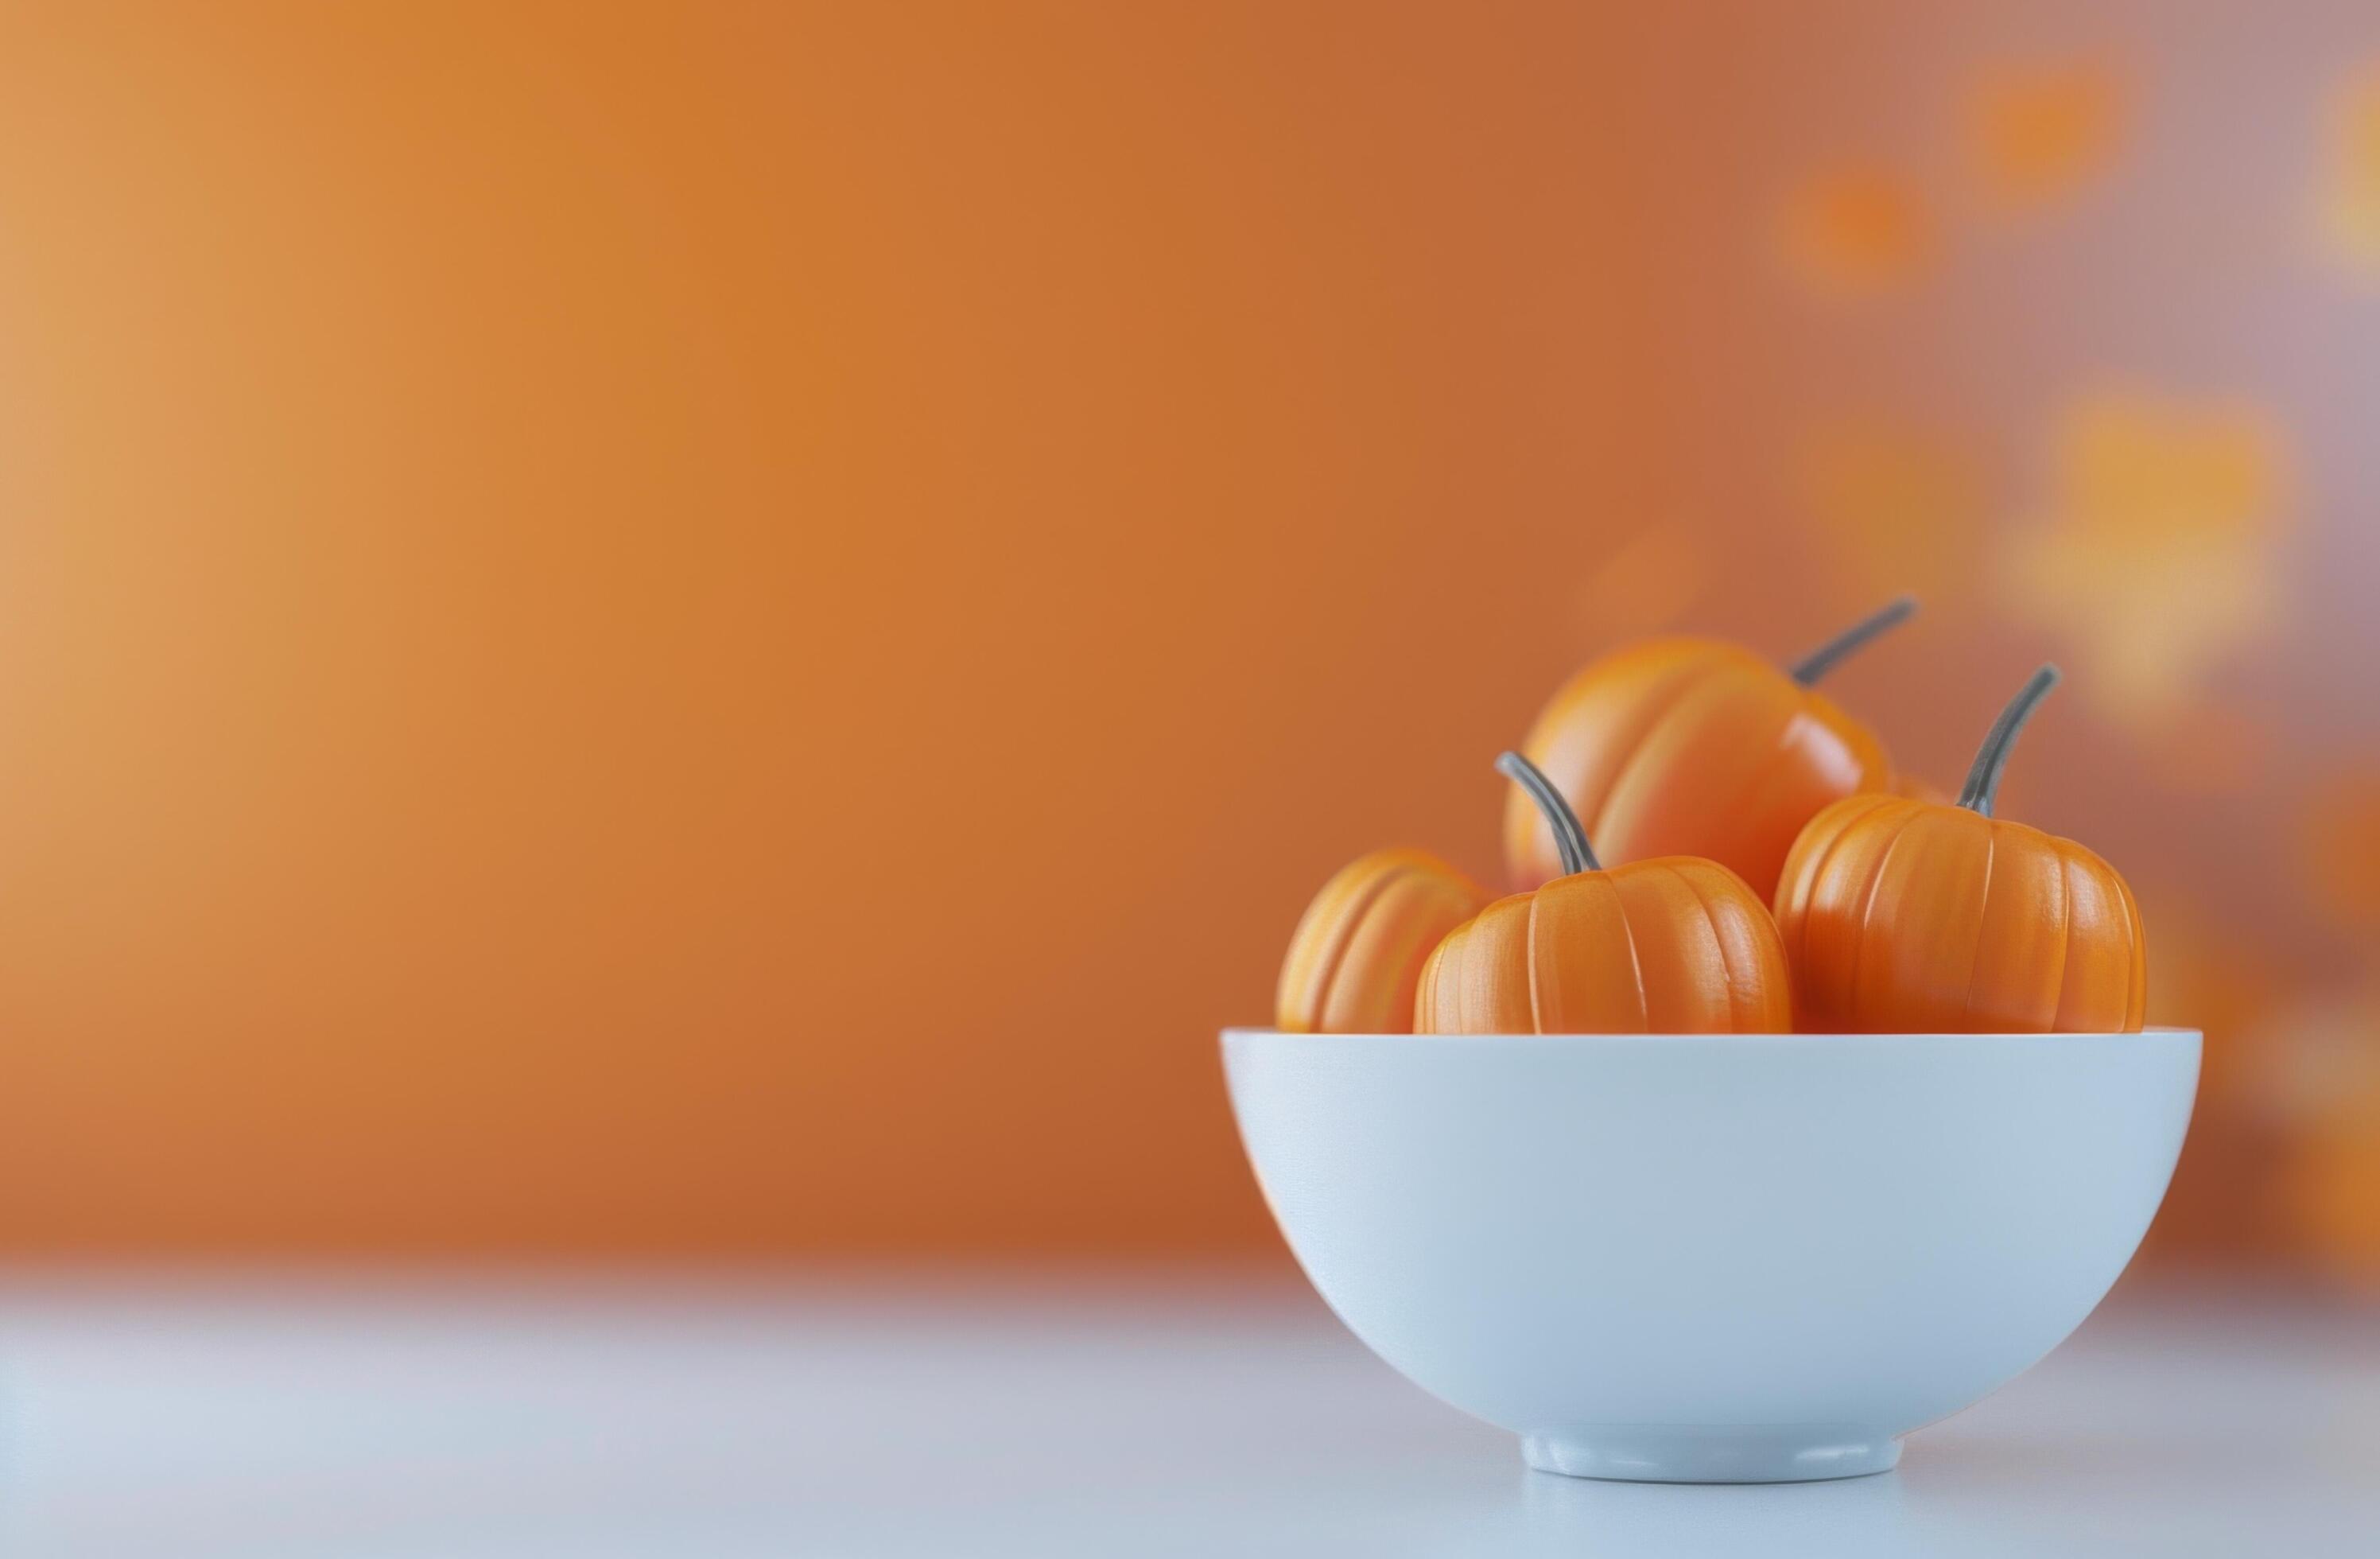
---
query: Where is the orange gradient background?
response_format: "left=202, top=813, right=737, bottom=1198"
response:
left=0, top=2, right=2374, bottom=1277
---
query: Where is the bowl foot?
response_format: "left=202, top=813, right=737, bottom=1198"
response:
left=1521, top=1427, right=1901, bottom=1483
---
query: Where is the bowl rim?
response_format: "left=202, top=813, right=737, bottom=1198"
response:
left=1223, top=1024, right=2201, bottom=1047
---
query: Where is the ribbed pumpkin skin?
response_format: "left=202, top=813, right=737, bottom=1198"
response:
left=1276, top=849, right=1489, bottom=1034
left=1505, top=639, right=1892, bottom=902
left=1415, top=857, right=1792, bottom=1034
left=1774, top=795, right=2148, bottom=1033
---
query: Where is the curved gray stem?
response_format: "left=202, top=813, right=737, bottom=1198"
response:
left=1497, top=750, right=1600, bottom=875
left=1957, top=665, right=2062, bottom=818
left=1788, top=596, right=1918, bottom=686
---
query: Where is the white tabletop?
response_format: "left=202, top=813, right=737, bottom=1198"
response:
left=0, top=1268, right=2372, bottom=1557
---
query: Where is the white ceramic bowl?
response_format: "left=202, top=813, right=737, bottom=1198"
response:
left=1222, top=1026, right=2199, bottom=1483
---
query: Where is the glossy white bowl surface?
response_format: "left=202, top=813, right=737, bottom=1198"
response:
left=1222, top=1026, right=2199, bottom=1482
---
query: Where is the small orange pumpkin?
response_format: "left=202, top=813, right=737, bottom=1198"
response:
left=1506, top=598, right=1916, bottom=901
left=1277, top=848, right=1489, bottom=1033
left=1418, top=753, right=1792, bottom=1034
left=1773, top=665, right=2147, bottom=1033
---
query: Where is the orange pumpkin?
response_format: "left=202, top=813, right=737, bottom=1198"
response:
left=1773, top=665, right=2147, bottom=1033
left=1505, top=598, right=1915, bottom=902
left=1277, top=848, right=1489, bottom=1033
left=1418, top=753, right=1792, bottom=1034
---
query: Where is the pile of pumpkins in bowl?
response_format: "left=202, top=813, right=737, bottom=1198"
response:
left=1226, top=600, right=2198, bottom=1484
left=1277, top=598, right=2145, bottom=1037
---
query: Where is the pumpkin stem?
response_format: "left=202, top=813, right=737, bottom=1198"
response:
left=1497, top=751, right=1600, bottom=875
left=1787, top=596, right=1917, bottom=686
left=1956, top=664, right=2062, bottom=818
